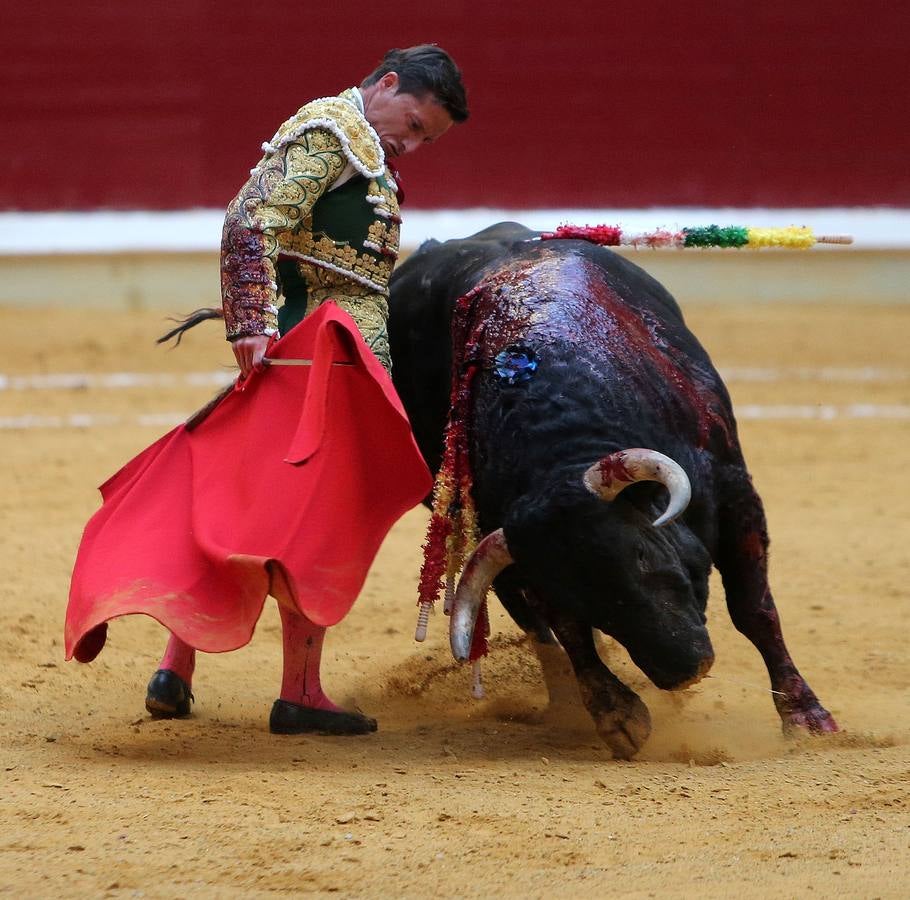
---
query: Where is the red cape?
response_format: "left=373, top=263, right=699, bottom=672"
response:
left=65, top=303, right=432, bottom=662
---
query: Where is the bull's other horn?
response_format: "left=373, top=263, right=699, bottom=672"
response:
left=450, top=529, right=514, bottom=662
left=583, top=448, right=691, bottom=527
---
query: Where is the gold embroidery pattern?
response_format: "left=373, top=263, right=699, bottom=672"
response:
left=280, top=228, right=394, bottom=294
left=277, top=164, right=402, bottom=294
left=220, top=92, right=399, bottom=345
left=259, top=93, right=384, bottom=178
left=221, top=129, right=347, bottom=338
left=254, top=132, right=347, bottom=232
left=365, top=218, right=400, bottom=260
left=305, top=281, right=391, bottom=374
left=366, top=180, right=402, bottom=221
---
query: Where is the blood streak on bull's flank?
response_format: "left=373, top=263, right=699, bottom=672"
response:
left=577, top=259, right=732, bottom=450
left=464, top=247, right=733, bottom=451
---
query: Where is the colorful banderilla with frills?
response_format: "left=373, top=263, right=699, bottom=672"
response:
left=414, top=285, right=490, bottom=698
left=538, top=224, right=853, bottom=249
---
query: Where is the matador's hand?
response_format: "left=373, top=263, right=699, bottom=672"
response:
left=231, top=334, right=270, bottom=378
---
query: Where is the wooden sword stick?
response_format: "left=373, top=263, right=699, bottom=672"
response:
left=262, top=358, right=354, bottom=366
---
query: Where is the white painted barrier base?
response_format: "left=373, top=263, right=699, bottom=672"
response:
left=1, top=247, right=907, bottom=310
left=1, top=209, right=907, bottom=308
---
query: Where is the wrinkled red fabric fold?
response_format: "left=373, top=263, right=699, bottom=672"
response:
left=65, top=302, right=432, bottom=661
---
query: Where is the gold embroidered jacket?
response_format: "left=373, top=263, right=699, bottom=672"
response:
left=220, top=89, right=401, bottom=345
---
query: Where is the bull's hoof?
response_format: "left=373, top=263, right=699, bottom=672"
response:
left=269, top=699, right=378, bottom=736
left=592, top=694, right=652, bottom=759
left=774, top=682, right=840, bottom=735
left=781, top=703, right=840, bottom=735
left=145, top=669, right=194, bottom=719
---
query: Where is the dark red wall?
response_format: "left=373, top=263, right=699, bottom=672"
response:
left=4, top=2, right=907, bottom=210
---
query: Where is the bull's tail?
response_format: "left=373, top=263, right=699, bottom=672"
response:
left=157, top=307, right=224, bottom=346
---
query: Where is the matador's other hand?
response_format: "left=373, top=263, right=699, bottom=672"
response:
left=231, top=334, right=271, bottom=378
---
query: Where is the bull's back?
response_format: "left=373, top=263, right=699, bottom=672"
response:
left=389, top=224, right=736, bottom=475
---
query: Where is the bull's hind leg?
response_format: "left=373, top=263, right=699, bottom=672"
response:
left=715, top=471, right=838, bottom=734
left=548, top=613, right=651, bottom=758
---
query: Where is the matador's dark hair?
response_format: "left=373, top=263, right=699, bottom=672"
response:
left=362, top=45, right=469, bottom=123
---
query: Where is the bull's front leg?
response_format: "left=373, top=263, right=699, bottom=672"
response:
left=547, top=612, right=652, bottom=758
left=493, top=574, right=581, bottom=709
left=715, top=473, right=838, bottom=735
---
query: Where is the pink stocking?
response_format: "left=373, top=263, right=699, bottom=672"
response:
left=158, top=632, right=196, bottom=685
left=278, top=604, right=344, bottom=712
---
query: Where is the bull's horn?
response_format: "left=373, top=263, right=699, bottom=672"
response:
left=583, top=449, right=691, bottom=527
left=450, top=529, right=514, bottom=662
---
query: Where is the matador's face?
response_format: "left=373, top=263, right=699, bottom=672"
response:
left=362, top=72, right=454, bottom=160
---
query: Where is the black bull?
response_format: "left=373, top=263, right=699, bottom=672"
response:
left=388, top=221, right=838, bottom=758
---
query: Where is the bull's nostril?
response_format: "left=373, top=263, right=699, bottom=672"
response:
left=697, top=654, right=715, bottom=678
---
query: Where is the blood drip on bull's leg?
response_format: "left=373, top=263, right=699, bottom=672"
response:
left=277, top=603, right=345, bottom=713
left=717, top=490, right=839, bottom=735
left=728, top=579, right=838, bottom=733
left=159, top=632, right=196, bottom=685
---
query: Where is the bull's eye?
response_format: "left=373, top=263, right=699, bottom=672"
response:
left=493, top=345, right=538, bottom=385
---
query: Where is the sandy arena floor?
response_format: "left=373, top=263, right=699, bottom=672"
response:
left=1, top=300, right=908, bottom=898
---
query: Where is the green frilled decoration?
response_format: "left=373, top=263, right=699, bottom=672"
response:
left=682, top=225, right=750, bottom=248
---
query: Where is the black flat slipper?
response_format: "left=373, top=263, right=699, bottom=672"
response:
left=269, top=699, right=377, bottom=735
left=145, top=669, right=194, bottom=718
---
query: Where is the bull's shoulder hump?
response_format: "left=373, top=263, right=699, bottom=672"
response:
left=393, top=223, right=540, bottom=295
left=462, top=221, right=538, bottom=243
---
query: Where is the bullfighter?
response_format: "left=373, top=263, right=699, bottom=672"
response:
left=65, top=45, right=469, bottom=735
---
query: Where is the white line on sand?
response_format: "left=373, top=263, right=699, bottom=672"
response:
left=0, top=412, right=189, bottom=430
left=0, top=371, right=235, bottom=391
left=1, top=366, right=907, bottom=392
left=718, top=366, right=909, bottom=383
left=735, top=404, right=910, bottom=420
left=2, top=405, right=909, bottom=430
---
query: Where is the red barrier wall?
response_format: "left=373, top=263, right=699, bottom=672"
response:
left=4, top=2, right=907, bottom=210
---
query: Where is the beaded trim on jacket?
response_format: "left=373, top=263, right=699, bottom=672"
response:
left=279, top=249, right=391, bottom=295
left=252, top=93, right=385, bottom=180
